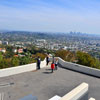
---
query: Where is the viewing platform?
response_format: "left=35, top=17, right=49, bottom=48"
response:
left=0, top=64, right=100, bottom=100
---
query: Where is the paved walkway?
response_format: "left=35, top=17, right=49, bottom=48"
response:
left=0, top=65, right=100, bottom=100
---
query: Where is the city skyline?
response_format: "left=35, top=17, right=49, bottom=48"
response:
left=0, top=0, right=100, bottom=34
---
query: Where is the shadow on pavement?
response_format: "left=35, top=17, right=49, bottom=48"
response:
left=42, top=68, right=53, bottom=74
left=45, top=69, right=52, bottom=71
left=43, top=72, right=52, bottom=74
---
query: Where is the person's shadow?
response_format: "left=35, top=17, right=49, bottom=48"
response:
left=43, top=69, right=52, bottom=74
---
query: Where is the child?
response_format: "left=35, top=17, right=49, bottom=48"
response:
left=51, top=62, right=55, bottom=73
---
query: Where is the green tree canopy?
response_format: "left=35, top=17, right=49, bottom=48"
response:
left=0, top=52, right=3, bottom=61
left=19, top=56, right=31, bottom=65
left=35, top=53, right=46, bottom=60
left=0, top=59, right=11, bottom=69
left=77, top=51, right=96, bottom=68
left=11, top=57, right=19, bottom=67
left=55, top=49, right=76, bottom=62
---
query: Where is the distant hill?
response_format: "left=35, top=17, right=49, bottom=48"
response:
left=0, top=29, right=11, bottom=32
left=0, top=30, right=100, bottom=42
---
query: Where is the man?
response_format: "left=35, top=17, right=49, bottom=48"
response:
left=46, top=55, right=50, bottom=66
left=37, top=56, right=41, bottom=70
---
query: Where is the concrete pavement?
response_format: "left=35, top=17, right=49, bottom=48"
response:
left=0, top=65, right=100, bottom=100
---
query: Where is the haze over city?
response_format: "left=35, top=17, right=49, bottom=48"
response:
left=0, top=0, right=100, bottom=34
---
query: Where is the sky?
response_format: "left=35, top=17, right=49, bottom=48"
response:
left=0, top=0, right=100, bottom=34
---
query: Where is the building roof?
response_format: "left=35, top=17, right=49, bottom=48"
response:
left=0, top=66, right=100, bottom=100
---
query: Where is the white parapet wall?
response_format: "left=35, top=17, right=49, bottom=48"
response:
left=0, top=59, right=46, bottom=78
left=89, top=98, right=95, bottom=100
left=57, top=57, right=100, bottom=78
left=0, top=92, right=4, bottom=100
left=49, top=95, right=61, bottom=100
left=60, top=82, right=88, bottom=100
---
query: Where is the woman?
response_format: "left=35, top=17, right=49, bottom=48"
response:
left=51, top=62, right=55, bottom=73
left=55, top=59, right=58, bottom=70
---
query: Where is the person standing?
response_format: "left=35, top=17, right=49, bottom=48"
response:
left=55, top=59, right=58, bottom=70
left=37, top=56, right=41, bottom=70
left=51, top=62, right=55, bottom=73
left=46, top=55, right=50, bottom=66
left=52, top=56, right=54, bottom=63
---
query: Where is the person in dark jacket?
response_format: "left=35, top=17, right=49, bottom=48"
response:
left=37, top=56, right=41, bottom=70
left=46, top=56, right=50, bottom=66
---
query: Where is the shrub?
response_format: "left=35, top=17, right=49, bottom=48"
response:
left=76, top=51, right=96, bottom=68
left=11, top=57, right=19, bottom=67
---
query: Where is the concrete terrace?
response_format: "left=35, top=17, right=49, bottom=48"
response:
left=0, top=65, right=100, bottom=100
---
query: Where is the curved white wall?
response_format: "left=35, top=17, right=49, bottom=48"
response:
left=58, top=57, right=100, bottom=78
left=0, top=59, right=46, bottom=78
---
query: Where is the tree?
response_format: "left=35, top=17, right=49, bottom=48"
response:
left=0, top=59, right=11, bottom=69
left=5, top=51, right=14, bottom=58
left=11, top=57, right=19, bottom=67
left=76, top=51, right=96, bottom=68
left=55, top=49, right=76, bottom=62
left=19, top=56, right=31, bottom=65
left=55, top=50, right=68, bottom=60
left=35, top=53, right=46, bottom=60
left=4, top=45, right=14, bottom=58
left=0, top=52, right=3, bottom=61
left=94, top=59, right=100, bottom=69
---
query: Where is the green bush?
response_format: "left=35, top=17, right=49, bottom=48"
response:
left=55, top=50, right=76, bottom=62
left=11, top=57, right=19, bottom=67
left=19, top=56, right=31, bottom=65
left=35, top=53, right=46, bottom=61
left=0, top=59, right=11, bottom=69
left=76, top=51, right=96, bottom=68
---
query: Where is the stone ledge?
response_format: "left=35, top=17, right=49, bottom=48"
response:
left=89, top=98, right=95, bottom=100
left=60, top=83, right=88, bottom=100
left=0, top=59, right=46, bottom=78
left=57, top=57, right=100, bottom=78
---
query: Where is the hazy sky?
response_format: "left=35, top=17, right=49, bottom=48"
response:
left=0, top=0, right=100, bottom=34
